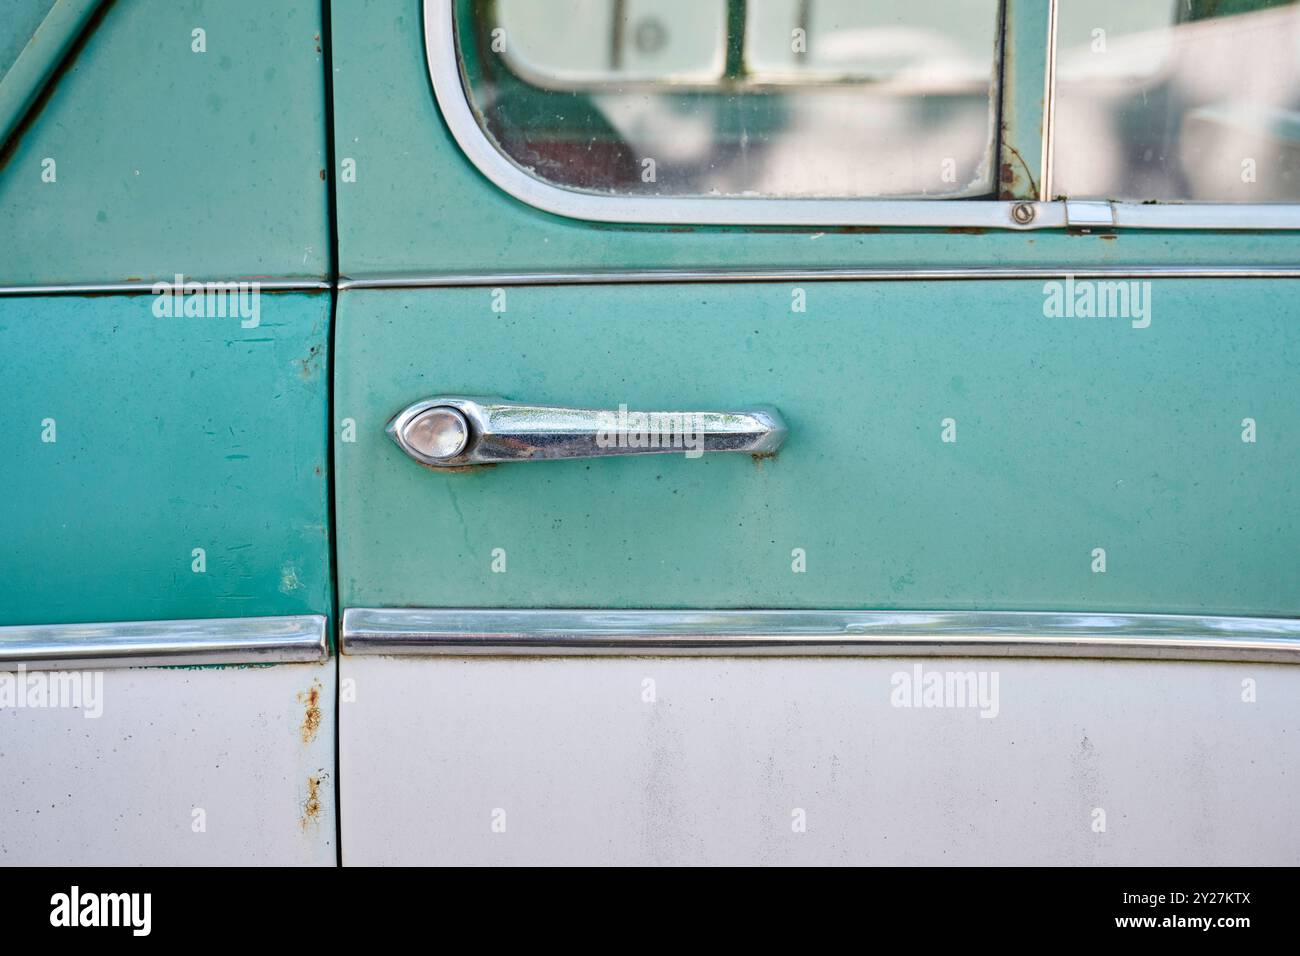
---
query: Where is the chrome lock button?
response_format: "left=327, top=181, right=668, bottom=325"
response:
left=400, top=405, right=470, bottom=462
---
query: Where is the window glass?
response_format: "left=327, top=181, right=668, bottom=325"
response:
left=1052, top=0, right=1300, bottom=202
left=456, top=0, right=1003, bottom=199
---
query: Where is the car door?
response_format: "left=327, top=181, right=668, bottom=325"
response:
left=0, top=0, right=335, bottom=864
left=332, top=0, right=1300, bottom=864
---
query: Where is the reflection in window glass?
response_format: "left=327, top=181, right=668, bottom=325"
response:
left=457, top=0, right=1003, bottom=199
left=1052, top=0, right=1300, bottom=202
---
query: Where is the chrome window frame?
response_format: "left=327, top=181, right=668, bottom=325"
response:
left=425, top=0, right=1300, bottom=230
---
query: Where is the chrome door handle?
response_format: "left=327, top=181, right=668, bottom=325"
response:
left=388, top=396, right=788, bottom=468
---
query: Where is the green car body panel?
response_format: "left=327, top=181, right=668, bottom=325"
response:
left=0, top=0, right=332, bottom=629
left=0, top=0, right=329, bottom=285
left=335, top=281, right=1298, bottom=614
left=0, top=1, right=59, bottom=81
left=0, top=291, right=331, bottom=627
left=330, top=0, right=1298, bottom=617
left=0, top=0, right=98, bottom=143
left=2, top=0, right=1295, bottom=631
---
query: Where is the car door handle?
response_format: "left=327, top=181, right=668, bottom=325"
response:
left=388, top=396, right=788, bottom=468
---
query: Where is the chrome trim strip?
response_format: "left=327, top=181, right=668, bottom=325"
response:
left=1065, top=201, right=1116, bottom=230
left=342, top=608, right=1300, bottom=664
left=8, top=270, right=1300, bottom=296
left=425, top=0, right=1300, bottom=230
left=339, top=265, right=1300, bottom=290
left=1113, top=204, right=1300, bottom=230
left=0, top=279, right=331, bottom=297
left=0, top=614, right=329, bottom=670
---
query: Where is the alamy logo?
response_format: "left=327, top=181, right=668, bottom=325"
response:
left=50, top=886, right=151, bottom=936
left=595, top=404, right=706, bottom=459
left=890, top=664, right=1000, bottom=718
left=151, top=273, right=260, bottom=328
left=0, top=666, right=102, bottom=718
left=1042, top=274, right=1151, bottom=328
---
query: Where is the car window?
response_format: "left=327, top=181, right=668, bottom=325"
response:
left=1052, top=0, right=1300, bottom=202
left=455, top=0, right=1003, bottom=199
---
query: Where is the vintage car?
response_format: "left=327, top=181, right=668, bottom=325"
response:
left=0, top=0, right=1297, bottom=866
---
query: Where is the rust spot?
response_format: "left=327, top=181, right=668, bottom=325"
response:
left=944, top=226, right=988, bottom=235
left=997, top=145, right=1040, bottom=201
left=421, top=461, right=498, bottom=474
left=319, top=169, right=326, bottom=181
left=298, top=343, right=321, bottom=379
left=300, top=774, right=323, bottom=830
left=297, top=679, right=322, bottom=744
